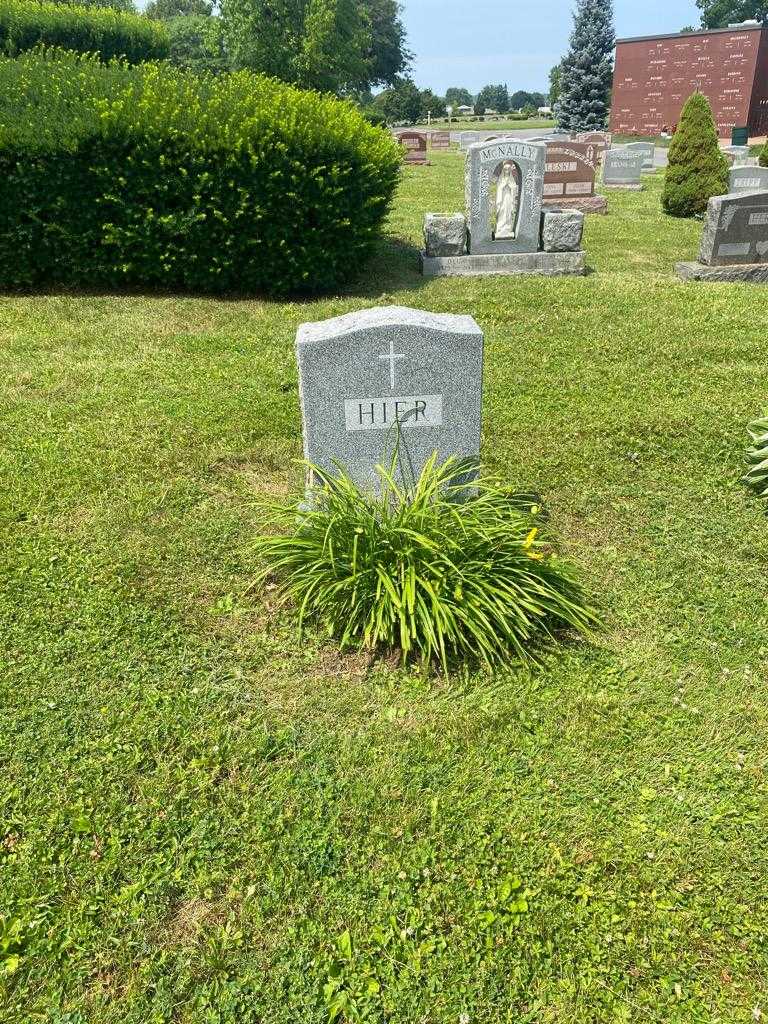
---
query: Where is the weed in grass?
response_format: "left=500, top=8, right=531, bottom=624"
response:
left=742, top=410, right=768, bottom=507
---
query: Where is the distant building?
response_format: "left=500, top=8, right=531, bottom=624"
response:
left=456, top=105, right=474, bottom=115
left=538, top=106, right=553, bottom=116
left=610, top=21, right=768, bottom=138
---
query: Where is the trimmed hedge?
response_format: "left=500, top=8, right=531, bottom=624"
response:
left=662, top=92, right=729, bottom=218
left=0, top=50, right=402, bottom=295
left=0, top=0, right=168, bottom=62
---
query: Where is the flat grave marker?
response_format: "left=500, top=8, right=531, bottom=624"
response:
left=729, top=166, right=768, bottom=193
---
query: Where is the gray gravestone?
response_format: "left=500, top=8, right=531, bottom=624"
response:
left=602, top=148, right=644, bottom=187
left=625, top=141, right=655, bottom=170
left=465, top=139, right=545, bottom=254
left=729, top=166, right=768, bottom=193
left=699, top=191, right=768, bottom=266
left=296, top=307, right=484, bottom=493
left=723, top=145, right=751, bottom=166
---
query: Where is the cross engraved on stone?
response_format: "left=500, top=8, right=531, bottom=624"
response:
left=378, top=338, right=405, bottom=389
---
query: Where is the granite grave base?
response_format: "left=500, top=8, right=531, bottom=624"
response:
left=602, top=182, right=643, bottom=191
left=420, top=250, right=586, bottom=277
left=542, top=195, right=608, bottom=214
left=676, top=260, right=768, bottom=283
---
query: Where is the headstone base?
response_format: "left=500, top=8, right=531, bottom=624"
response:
left=602, top=183, right=643, bottom=191
left=420, top=250, right=586, bottom=278
left=676, top=260, right=768, bottom=283
left=542, top=195, right=608, bottom=214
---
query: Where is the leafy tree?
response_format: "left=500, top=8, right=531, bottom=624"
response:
left=220, top=0, right=369, bottom=94
left=221, top=0, right=408, bottom=93
left=419, top=88, right=446, bottom=119
left=145, top=0, right=212, bottom=19
left=680, top=23, right=696, bottom=31
left=55, top=0, right=136, bottom=10
left=556, top=0, right=614, bottom=131
left=696, top=0, right=766, bottom=27
left=510, top=89, right=533, bottom=109
left=476, top=83, right=509, bottom=112
left=474, top=100, right=486, bottom=115
left=166, top=14, right=227, bottom=71
left=662, top=91, right=729, bottom=216
left=522, top=103, right=537, bottom=117
left=364, top=0, right=411, bottom=86
left=548, top=63, right=562, bottom=105
left=445, top=86, right=473, bottom=108
left=373, top=75, right=420, bottom=122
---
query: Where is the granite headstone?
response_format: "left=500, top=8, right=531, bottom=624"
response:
left=543, top=140, right=597, bottom=199
left=465, top=138, right=545, bottom=254
left=296, top=307, right=484, bottom=493
left=399, top=131, right=428, bottom=165
left=699, top=191, right=768, bottom=266
left=602, top=147, right=644, bottom=187
left=430, top=131, right=451, bottom=150
left=625, top=141, right=655, bottom=170
left=729, top=166, right=768, bottom=193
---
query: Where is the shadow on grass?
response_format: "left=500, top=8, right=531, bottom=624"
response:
left=0, top=235, right=429, bottom=305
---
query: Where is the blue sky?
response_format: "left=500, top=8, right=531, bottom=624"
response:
left=402, top=0, right=701, bottom=94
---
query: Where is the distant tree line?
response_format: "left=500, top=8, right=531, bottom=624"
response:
left=366, top=80, right=550, bottom=125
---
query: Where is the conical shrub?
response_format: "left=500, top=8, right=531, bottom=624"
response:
left=662, top=91, right=729, bottom=217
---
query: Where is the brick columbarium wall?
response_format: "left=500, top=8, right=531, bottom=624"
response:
left=610, top=23, right=768, bottom=139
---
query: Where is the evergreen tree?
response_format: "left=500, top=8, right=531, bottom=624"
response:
left=555, top=0, right=614, bottom=132
left=662, top=91, right=729, bottom=217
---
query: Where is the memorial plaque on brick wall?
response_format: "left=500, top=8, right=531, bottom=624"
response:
left=543, top=141, right=597, bottom=199
left=430, top=131, right=451, bottom=150
left=699, top=191, right=768, bottom=265
left=296, top=307, right=484, bottom=494
left=729, top=166, right=768, bottom=193
left=399, top=131, right=428, bottom=164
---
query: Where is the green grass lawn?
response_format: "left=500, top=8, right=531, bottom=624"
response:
left=2, top=155, right=768, bottom=1023
left=416, top=118, right=555, bottom=132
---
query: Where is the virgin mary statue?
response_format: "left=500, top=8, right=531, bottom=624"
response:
left=495, top=161, right=518, bottom=239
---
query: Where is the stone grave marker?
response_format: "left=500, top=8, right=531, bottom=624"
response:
left=543, top=140, right=606, bottom=213
left=430, top=130, right=451, bottom=150
left=399, top=131, right=428, bottom=165
left=677, top=190, right=768, bottom=281
left=574, top=131, right=611, bottom=166
left=625, top=141, right=655, bottom=171
left=459, top=131, right=481, bottom=150
left=729, top=166, right=768, bottom=193
left=722, top=145, right=751, bottom=166
left=465, top=138, right=545, bottom=254
left=602, top=148, right=644, bottom=189
left=296, top=307, right=484, bottom=493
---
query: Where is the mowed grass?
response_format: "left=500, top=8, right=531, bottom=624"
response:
left=2, top=153, right=768, bottom=1024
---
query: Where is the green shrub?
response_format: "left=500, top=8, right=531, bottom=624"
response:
left=662, top=92, right=729, bottom=217
left=0, top=0, right=168, bottom=62
left=0, top=49, right=401, bottom=295
left=760, top=141, right=768, bottom=168
left=251, top=455, right=597, bottom=670
left=742, top=411, right=768, bottom=507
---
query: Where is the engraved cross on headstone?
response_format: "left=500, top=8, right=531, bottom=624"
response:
left=378, top=338, right=405, bottom=389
